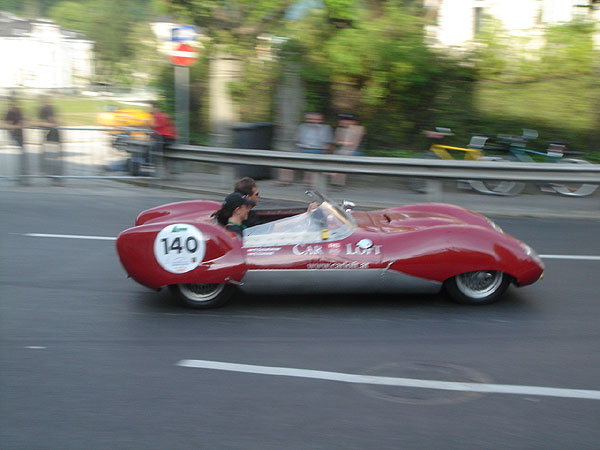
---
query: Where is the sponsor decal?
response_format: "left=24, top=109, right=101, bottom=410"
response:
left=292, top=244, right=324, bottom=256
left=247, top=247, right=281, bottom=256
left=294, top=243, right=382, bottom=257
left=327, top=243, right=341, bottom=255
left=346, top=243, right=382, bottom=256
left=307, top=262, right=370, bottom=270
left=153, top=223, right=205, bottom=274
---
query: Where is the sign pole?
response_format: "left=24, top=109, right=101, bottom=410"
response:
left=170, top=27, right=197, bottom=145
left=174, top=64, right=189, bottom=144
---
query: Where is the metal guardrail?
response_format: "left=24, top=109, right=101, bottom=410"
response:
left=166, top=144, right=600, bottom=184
left=1, top=127, right=599, bottom=200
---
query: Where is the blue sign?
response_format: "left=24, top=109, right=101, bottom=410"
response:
left=172, top=25, right=197, bottom=42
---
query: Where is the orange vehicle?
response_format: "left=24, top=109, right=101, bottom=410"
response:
left=98, top=107, right=152, bottom=129
left=98, top=107, right=153, bottom=143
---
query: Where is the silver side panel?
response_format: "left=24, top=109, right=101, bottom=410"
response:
left=239, top=269, right=441, bottom=295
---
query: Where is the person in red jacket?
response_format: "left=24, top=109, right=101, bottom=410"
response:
left=149, top=102, right=178, bottom=168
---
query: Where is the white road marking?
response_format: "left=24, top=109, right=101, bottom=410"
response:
left=177, top=359, right=600, bottom=401
left=24, top=233, right=116, bottom=241
left=25, top=346, right=46, bottom=349
left=540, top=254, right=600, bottom=261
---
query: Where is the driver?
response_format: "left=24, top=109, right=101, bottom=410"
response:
left=234, top=177, right=263, bottom=227
left=231, top=177, right=319, bottom=229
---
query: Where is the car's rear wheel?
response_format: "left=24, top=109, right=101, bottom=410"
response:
left=444, top=271, right=511, bottom=305
left=169, top=283, right=235, bottom=309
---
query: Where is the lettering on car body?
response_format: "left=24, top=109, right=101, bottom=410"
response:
left=247, top=247, right=281, bottom=256
left=307, top=262, right=369, bottom=269
left=293, top=243, right=383, bottom=257
left=292, top=244, right=324, bottom=256
left=346, top=244, right=382, bottom=256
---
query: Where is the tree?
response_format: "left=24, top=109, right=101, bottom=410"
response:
left=48, top=0, right=153, bottom=83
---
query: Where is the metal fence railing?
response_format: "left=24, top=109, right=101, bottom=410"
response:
left=163, top=144, right=600, bottom=199
left=1, top=129, right=599, bottom=201
left=0, top=126, right=156, bottom=184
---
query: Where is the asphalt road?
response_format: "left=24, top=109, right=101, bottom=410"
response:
left=1, top=185, right=599, bottom=450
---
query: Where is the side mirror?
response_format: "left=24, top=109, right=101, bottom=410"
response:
left=342, top=200, right=355, bottom=212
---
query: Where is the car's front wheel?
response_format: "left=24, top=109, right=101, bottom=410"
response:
left=169, top=283, right=236, bottom=309
left=444, top=271, right=511, bottom=305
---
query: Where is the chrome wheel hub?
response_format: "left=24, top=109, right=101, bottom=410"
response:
left=179, top=284, right=224, bottom=303
left=455, top=271, right=503, bottom=299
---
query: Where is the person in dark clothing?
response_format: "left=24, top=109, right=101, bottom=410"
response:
left=212, top=192, right=256, bottom=239
left=233, top=177, right=262, bottom=227
left=36, top=95, right=62, bottom=180
left=38, top=95, right=59, bottom=143
left=4, top=96, right=24, bottom=148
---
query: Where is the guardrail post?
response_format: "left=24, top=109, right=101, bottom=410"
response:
left=315, top=172, right=327, bottom=194
left=54, top=139, right=64, bottom=185
left=19, top=134, right=29, bottom=186
left=219, top=164, right=235, bottom=190
left=425, top=179, right=443, bottom=202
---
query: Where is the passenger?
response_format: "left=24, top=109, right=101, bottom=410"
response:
left=233, top=177, right=262, bottom=227
left=212, top=192, right=256, bottom=239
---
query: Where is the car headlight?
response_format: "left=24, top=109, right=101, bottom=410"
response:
left=486, top=218, right=503, bottom=233
left=519, top=242, right=544, bottom=267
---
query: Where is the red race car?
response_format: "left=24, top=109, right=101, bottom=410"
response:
left=116, top=191, right=544, bottom=309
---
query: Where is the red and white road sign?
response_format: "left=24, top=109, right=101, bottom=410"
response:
left=170, top=43, right=197, bottom=66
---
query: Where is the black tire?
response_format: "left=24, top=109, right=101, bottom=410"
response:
left=169, top=284, right=236, bottom=309
left=444, top=271, right=511, bottom=305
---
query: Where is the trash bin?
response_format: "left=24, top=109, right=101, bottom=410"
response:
left=232, top=122, right=274, bottom=179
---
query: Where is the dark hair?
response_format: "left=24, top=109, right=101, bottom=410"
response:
left=234, top=177, right=256, bottom=196
left=212, top=204, right=237, bottom=226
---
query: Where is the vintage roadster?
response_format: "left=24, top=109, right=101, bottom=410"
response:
left=116, top=191, right=544, bottom=308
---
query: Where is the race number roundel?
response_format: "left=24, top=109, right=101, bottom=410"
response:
left=153, top=224, right=205, bottom=274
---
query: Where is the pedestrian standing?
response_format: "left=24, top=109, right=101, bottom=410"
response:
left=4, top=95, right=24, bottom=148
left=150, top=101, right=178, bottom=171
left=331, top=113, right=364, bottom=187
left=37, top=94, right=61, bottom=180
left=4, top=95, right=26, bottom=184
left=278, top=112, right=333, bottom=188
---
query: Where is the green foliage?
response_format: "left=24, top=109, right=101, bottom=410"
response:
left=473, top=19, right=595, bottom=82
left=163, top=0, right=292, bottom=43
left=47, top=1, right=87, bottom=30
left=45, top=0, right=157, bottom=83
left=229, top=59, right=278, bottom=122
left=541, top=22, right=595, bottom=77
left=0, top=0, right=56, bottom=16
left=290, top=2, right=447, bottom=147
left=472, top=18, right=509, bottom=79
left=324, top=0, right=357, bottom=21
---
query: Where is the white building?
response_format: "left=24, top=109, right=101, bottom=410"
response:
left=0, top=12, right=94, bottom=89
left=424, top=0, right=588, bottom=49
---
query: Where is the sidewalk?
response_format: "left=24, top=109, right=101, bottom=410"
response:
left=2, top=167, right=598, bottom=220
left=154, top=169, right=600, bottom=220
